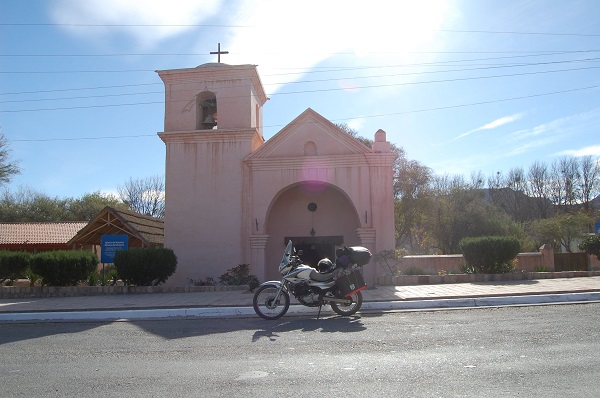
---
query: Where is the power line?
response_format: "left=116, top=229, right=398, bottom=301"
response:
left=0, top=101, right=163, bottom=113
left=0, top=91, right=163, bottom=104
left=0, top=83, right=161, bottom=96
left=272, top=66, right=600, bottom=97
left=0, top=69, right=154, bottom=74
left=8, top=83, right=599, bottom=142
left=334, top=84, right=600, bottom=121
left=2, top=23, right=599, bottom=37
left=2, top=49, right=599, bottom=58
left=2, top=51, right=599, bottom=97
left=10, top=134, right=156, bottom=142
left=2, top=64, right=598, bottom=111
left=2, top=54, right=598, bottom=77
left=3, top=63, right=597, bottom=105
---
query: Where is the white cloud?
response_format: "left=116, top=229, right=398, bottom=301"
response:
left=452, top=112, right=525, bottom=141
left=50, top=0, right=222, bottom=48
left=557, top=145, right=600, bottom=157
left=506, top=107, right=600, bottom=142
left=481, top=114, right=525, bottom=130
left=346, top=118, right=366, bottom=133
left=50, top=0, right=452, bottom=93
left=503, top=108, right=600, bottom=157
left=221, top=0, right=451, bottom=93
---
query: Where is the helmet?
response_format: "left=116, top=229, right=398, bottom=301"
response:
left=317, top=258, right=334, bottom=273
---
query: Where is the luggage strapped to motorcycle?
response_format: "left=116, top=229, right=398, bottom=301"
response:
left=335, top=246, right=372, bottom=268
left=333, top=246, right=371, bottom=297
left=335, top=267, right=367, bottom=297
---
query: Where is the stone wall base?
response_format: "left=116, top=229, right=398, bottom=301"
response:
left=376, top=271, right=600, bottom=286
left=0, top=284, right=249, bottom=299
left=4, top=271, right=600, bottom=299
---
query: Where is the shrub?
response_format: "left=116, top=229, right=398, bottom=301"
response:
left=374, top=249, right=409, bottom=276
left=29, top=250, right=98, bottom=286
left=403, top=266, right=426, bottom=275
left=460, top=236, right=521, bottom=274
left=90, top=265, right=120, bottom=286
left=0, top=251, right=31, bottom=284
left=219, top=264, right=259, bottom=291
left=114, top=248, right=177, bottom=286
left=187, top=276, right=217, bottom=286
left=26, top=269, right=41, bottom=286
left=579, top=235, right=600, bottom=260
left=459, top=263, right=475, bottom=274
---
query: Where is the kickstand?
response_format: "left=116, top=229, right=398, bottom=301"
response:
left=317, top=302, right=323, bottom=319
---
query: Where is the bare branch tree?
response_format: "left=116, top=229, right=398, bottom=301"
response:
left=527, top=160, right=552, bottom=219
left=579, top=156, right=600, bottom=209
left=117, top=175, right=165, bottom=218
left=550, top=159, right=567, bottom=206
left=0, top=132, right=20, bottom=186
left=559, top=156, right=581, bottom=206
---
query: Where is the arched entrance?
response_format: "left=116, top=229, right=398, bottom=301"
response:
left=264, top=181, right=361, bottom=280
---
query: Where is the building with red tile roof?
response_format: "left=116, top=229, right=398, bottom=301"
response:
left=0, top=221, right=88, bottom=252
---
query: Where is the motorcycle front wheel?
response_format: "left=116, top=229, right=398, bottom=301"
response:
left=331, top=291, right=363, bottom=316
left=253, top=285, right=290, bottom=320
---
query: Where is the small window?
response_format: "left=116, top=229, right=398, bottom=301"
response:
left=196, top=91, right=217, bottom=130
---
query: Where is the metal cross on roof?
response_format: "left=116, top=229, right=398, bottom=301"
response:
left=210, top=43, right=229, bottom=63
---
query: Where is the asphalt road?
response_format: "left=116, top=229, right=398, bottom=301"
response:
left=2, top=303, right=600, bottom=397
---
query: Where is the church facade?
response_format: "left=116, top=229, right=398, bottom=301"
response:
left=157, top=63, right=396, bottom=286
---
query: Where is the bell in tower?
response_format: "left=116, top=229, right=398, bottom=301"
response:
left=197, top=92, right=218, bottom=130
left=157, top=59, right=267, bottom=136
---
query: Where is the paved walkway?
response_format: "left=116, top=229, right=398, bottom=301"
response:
left=2, top=276, right=600, bottom=315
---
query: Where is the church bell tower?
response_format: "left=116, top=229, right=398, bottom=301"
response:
left=157, top=59, right=268, bottom=286
left=157, top=62, right=267, bottom=135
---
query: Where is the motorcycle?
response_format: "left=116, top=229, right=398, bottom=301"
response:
left=252, top=240, right=371, bottom=320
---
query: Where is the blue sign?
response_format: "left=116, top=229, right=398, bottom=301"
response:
left=101, top=234, right=129, bottom=263
left=596, top=222, right=600, bottom=235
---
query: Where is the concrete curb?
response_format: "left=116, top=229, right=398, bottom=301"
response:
left=2, top=292, right=600, bottom=323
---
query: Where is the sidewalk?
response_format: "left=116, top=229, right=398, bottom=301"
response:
left=1, top=276, right=600, bottom=322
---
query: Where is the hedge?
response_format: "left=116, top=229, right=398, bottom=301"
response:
left=460, top=236, right=521, bottom=274
left=114, top=248, right=177, bottom=286
left=29, top=250, right=99, bottom=286
left=0, top=251, right=31, bottom=284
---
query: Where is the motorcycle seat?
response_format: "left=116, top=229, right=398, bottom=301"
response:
left=309, top=268, right=334, bottom=282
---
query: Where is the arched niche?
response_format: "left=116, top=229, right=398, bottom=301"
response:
left=303, top=141, right=317, bottom=156
left=196, top=91, right=218, bottom=130
left=262, top=181, right=361, bottom=279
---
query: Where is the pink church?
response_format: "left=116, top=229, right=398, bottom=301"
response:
left=157, top=62, right=396, bottom=286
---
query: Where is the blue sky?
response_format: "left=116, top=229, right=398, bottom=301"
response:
left=1, top=0, right=599, bottom=199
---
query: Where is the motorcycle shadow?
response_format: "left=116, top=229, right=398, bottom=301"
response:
left=252, top=315, right=366, bottom=342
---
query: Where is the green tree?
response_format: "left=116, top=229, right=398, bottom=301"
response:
left=429, top=174, right=526, bottom=254
left=68, top=191, right=125, bottom=221
left=529, top=211, right=593, bottom=252
left=0, top=187, right=126, bottom=222
left=337, top=123, right=434, bottom=252
left=579, top=235, right=600, bottom=260
left=0, top=187, right=70, bottom=222
left=394, top=159, right=434, bottom=252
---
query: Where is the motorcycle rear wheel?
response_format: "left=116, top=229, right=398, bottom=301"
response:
left=253, top=285, right=290, bottom=320
left=331, top=291, right=363, bottom=316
